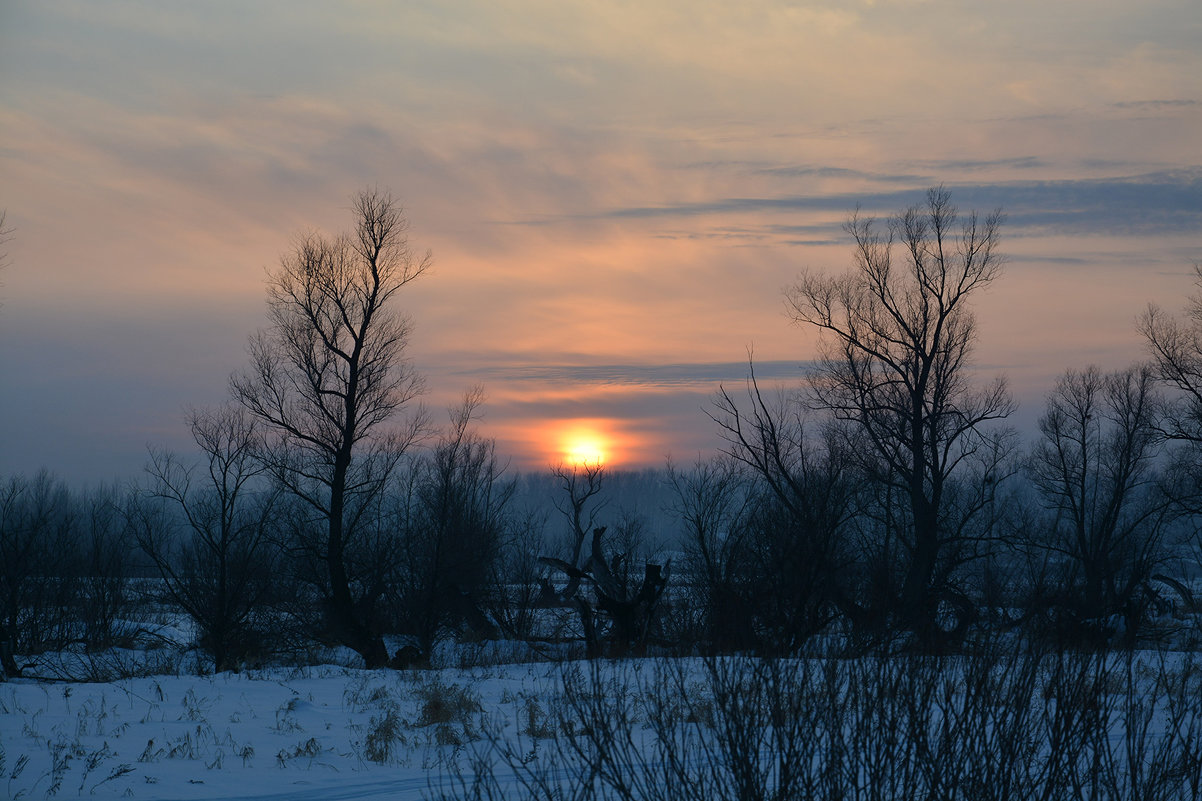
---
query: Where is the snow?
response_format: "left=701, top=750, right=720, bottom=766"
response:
left=4, top=645, right=1200, bottom=799
left=0, top=662, right=553, bottom=800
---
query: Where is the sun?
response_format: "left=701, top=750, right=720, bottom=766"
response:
left=565, top=436, right=607, bottom=467
left=562, top=430, right=608, bottom=467
left=546, top=419, right=622, bottom=468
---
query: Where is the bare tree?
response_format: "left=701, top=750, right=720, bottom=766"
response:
left=230, top=189, right=430, bottom=668
left=1027, top=366, right=1170, bottom=644
left=537, top=463, right=670, bottom=657
left=551, top=461, right=607, bottom=572
left=667, top=457, right=754, bottom=649
left=538, top=462, right=608, bottom=655
left=1141, top=263, right=1202, bottom=446
left=785, top=187, right=1012, bottom=645
left=141, top=405, right=278, bottom=671
left=388, top=387, right=515, bottom=660
left=0, top=472, right=76, bottom=668
left=706, top=368, right=858, bottom=651
left=76, top=484, right=135, bottom=650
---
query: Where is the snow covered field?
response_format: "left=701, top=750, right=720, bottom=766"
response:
left=4, top=644, right=1201, bottom=800
left=0, top=659, right=557, bottom=800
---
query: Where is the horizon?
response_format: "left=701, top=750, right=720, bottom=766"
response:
left=1, top=2, right=1199, bottom=485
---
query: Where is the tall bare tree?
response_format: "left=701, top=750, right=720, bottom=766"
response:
left=230, top=189, right=430, bottom=668
left=785, top=187, right=1011, bottom=644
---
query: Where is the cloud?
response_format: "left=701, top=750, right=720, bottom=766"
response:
left=595, top=170, right=1202, bottom=237
left=902, top=157, right=1048, bottom=173
left=1110, top=99, right=1201, bottom=110
left=457, top=359, right=808, bottom=388
left=2, top=1, right=1198, bottom=482
left=753, top=165, right=930, bottom=182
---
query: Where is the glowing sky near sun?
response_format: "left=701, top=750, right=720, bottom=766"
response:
left=0, top=1, right=1199, bottom=481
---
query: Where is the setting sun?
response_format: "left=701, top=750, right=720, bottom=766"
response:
left=564, top=434, right=607, bottom=467
left=550, top=420, right=620, bottom=467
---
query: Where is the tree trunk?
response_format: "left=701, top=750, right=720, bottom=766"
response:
left=901, top=491, right=940, bottom=645
left=327, top=455, right=388, bottom=669
left=0, top=623, right=19, bottom=679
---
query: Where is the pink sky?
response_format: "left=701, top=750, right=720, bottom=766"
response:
left=1, top=1, right=1199, bottom=481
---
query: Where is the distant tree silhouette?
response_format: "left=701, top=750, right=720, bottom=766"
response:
left=1027, top=365, right=1169, bottom=644
left=386, top=387, right=515, bottom=661
left=0, top=473, right=138, bottom=671
left=1138, top=263, right=1202, bottom=606
left=1141, top=264, right=1202, bottom=441
left=705, top=369, right=858, bottom=652
left=140, top=405, right=279, bottom=672
left=230, top=189, right=429, bottom=668
left=0, top=472, right=74, bottom=670
left=538, top=463, right=669, bottom=657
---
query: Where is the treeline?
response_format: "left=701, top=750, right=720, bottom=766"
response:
left=0, top=438, right=678, bottom=675
left=3, top=187, right=1202, bottom=678
left=0, top=474, right=140, bottom=675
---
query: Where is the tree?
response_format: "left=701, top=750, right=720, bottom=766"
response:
left=140, top=405, right=278, bottom=672
left=0, top=471, right=76, bottom=665
left=388, top=387, right=515, bottom=660
left=538, top=461, right=608, bottom=655
left=785, top=187, right=1011, bottom=645
left=537, top=463, right=670, bottom=658
left=1027, top=366, right=1169, bottom=644
left=76, top=484, right=134, bottom=650
left=1140, top=263, right=1202, bottom=515
left=668, top=456, right=754, bottom=650
left=705, top=367, right=858, bottom=651
left=1140, top=264, right=1202, bottom=610
left=230, top=189, right=430, bottom=668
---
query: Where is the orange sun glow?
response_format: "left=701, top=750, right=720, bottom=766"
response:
left=564, top=436, right=607, bottom=467
left=559, top=424, right=611, bottom=467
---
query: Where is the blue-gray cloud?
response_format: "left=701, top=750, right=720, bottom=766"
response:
left=902, top=157, right=1048, bottom=173
left=751, top=165, right=930, bottom=181
left=597, top=170, right=1202, bottom=237
left=1110, top=99, right=1200, bottom=110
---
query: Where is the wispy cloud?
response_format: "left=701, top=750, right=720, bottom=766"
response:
left=751, top=166, right=929, bottom=182
left=1111, top=99, right=1200, bottom=110
left=1, top=1, right=1198, bottom=480
left=458, top=359, right=808, bottom=388
left=596, top=170, right=1202, bottom=236
left=902, top=157, right=1048, bottom=173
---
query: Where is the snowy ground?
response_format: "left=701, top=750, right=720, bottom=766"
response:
left=5, top=641, right=1201, bottom=800
left=0, top=661, right=554, bottom=800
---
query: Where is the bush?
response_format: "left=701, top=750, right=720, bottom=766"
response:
left=455, top=638, right=1202, bottom=801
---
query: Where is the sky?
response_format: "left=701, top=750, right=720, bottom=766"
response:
left=0, top=1, right=1199, bottom=484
